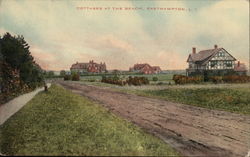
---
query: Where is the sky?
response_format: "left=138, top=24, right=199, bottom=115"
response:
left=0, top=0, right=249, bottom=71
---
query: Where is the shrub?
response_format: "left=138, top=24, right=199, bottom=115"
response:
left=64, top=75, right=71, bottom=81
left=127, top=76, right=149, bottom=86
left=157, top=82, right=163, bottom=85
left=101, top=75, right=126, bottom=86
left=71, top=73, right=80, bottom=81
left=173, top=74, right=250, bottom=85
left=101, top=75, right=149, bottom=86
left=173, top=75, right=203, bottom=84
left=209, top=76, right=223, bottom=84
left=152, top=77, right=158, bottom=82
left=222, top=75, right=250, bottom=83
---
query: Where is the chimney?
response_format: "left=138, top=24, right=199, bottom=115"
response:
left=192, top=47, right=196, bottom=54
left=214, top=44, right=218, bottom=49
left=238, top=61, right=240, bottom=67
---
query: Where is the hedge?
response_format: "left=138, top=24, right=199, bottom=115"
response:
left=101, top=76, right=149, bottom=86
left=173, top=74, right=250, bottom=84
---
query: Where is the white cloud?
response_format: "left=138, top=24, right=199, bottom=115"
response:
left=0, top=0, right=248, bottom=70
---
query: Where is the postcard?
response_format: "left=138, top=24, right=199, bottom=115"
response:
left=0, top=0, right=249, bottom=157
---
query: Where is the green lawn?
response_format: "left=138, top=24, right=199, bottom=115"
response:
left=76, top=81, right=250, bottom=115
left=0, top=84, right=179, bottom=156
left=135, top=88, right=250, bottom=115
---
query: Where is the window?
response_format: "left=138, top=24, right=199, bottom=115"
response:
left=210, top=61, right=217, bottom=67
left=218, top=51, right=225, bottom=57
left=225, top=61, right=232, bottom=67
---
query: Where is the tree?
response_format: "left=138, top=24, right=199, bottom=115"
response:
left=0, top=32, right=44, bottom=91
left=47, top=71, right=55, bottom=78
left=60, top=70, right=66, bottom=76
left=0, top=45, right=3, bottom=91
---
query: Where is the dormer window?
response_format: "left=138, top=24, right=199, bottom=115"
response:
left=218, top=51, right=225, bottom=57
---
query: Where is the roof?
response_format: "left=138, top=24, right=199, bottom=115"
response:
left=189, top=48, right=221, bottom=62
left=152, top=66, right=162, bottom=71
left=70, top=63, right=89, bottom=69
left=187, top=48, right=236, bottom=64
left=234, top=63, right=247, bottom=72
left=133, top=64, right=150, bottom=70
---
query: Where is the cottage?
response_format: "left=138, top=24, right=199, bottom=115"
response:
left=234, top=61, right=247, bottom=75
left=70, top=60, right=106, bottom=73
left=129, top=63, right=162, bottom=74
left=186, top=45, right=247, bottom=76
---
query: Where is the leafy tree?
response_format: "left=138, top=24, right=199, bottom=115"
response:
left=47, top=71, right=55, bottom=78
left=152, top=77, right=158, bottom=81
left=60, top=70, right=66, bottom=76
left=0, top=45, right=3, bottom=90
left=0, top=32, right=44, bottom=95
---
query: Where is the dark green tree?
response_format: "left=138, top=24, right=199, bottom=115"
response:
left=60, top=70, right=66, bottom=76
left=0, top=32, right=44, bottom=90
left=47, top=71, right=55, bottom=78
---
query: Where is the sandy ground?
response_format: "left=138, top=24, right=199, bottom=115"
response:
left=0, top=83, right=51, bottom=125
left=59, top=81, right=250, bottom=157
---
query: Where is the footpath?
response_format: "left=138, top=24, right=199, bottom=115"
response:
left=0, top=83, right=51, bottom=125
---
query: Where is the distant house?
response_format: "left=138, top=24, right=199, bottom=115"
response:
left=234, top=61, right=247, bottom=75
left=70, top=60, right=107, bottom=73
left=186, top=45, right=247, bottom=76
left=129, top=63, right=162, bottom=74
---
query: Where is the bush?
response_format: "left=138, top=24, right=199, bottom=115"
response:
left=101, top=75, right=127, bottom=86
left=101, top=75, right=149, bottom=86
left=173, top=75, right=203, bottom=84
left=64, top=75, right=71, bottom=81
left=173, top=74, right=250, bottom=85
left=71, top=73, right=80, bottom=81
left=157, top=82, right=164, bottom=85
left=209, top=76, right=223, bottom=84
left=222, top=75, right=250, bottom=83
left=127, top=76, right=149, bottom=86
left=152, top=77, right=158, bottom=81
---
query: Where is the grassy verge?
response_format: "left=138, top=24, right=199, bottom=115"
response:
left=134, top=88, right=250, bottom=115
left=77, top=81, right=250, bottom=115
left=0, top=84, right=179, bottom=156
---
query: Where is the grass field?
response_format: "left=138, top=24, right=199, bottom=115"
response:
left=0, top=85, right=179, bottom=156
left=131, top=87, right=250, bottom=115
left=75, top=80, right=250, bottom=115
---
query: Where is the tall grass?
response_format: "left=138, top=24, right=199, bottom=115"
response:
left=138, top=88, right=250, bottom=115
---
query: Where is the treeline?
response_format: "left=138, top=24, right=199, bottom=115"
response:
left=0, top=33, right=44, bottom=104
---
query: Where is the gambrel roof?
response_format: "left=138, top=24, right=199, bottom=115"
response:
left=187, top=47, right=236, bottom=65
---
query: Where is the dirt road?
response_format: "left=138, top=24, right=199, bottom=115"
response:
left=59, top=82, right=250, bottom=157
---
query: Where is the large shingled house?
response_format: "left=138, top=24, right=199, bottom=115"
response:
left=129, top=63, right=162, bottom=74
left=186, top=45, right=247, bottom=76
left=70, top=60, right=107, bottom=73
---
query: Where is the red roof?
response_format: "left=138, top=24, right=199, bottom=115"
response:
left=70, top=63, right=89, bottom=69
left=234, top=63, right=247, bottom=72
left=152, top=66, right=161, bottom=71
